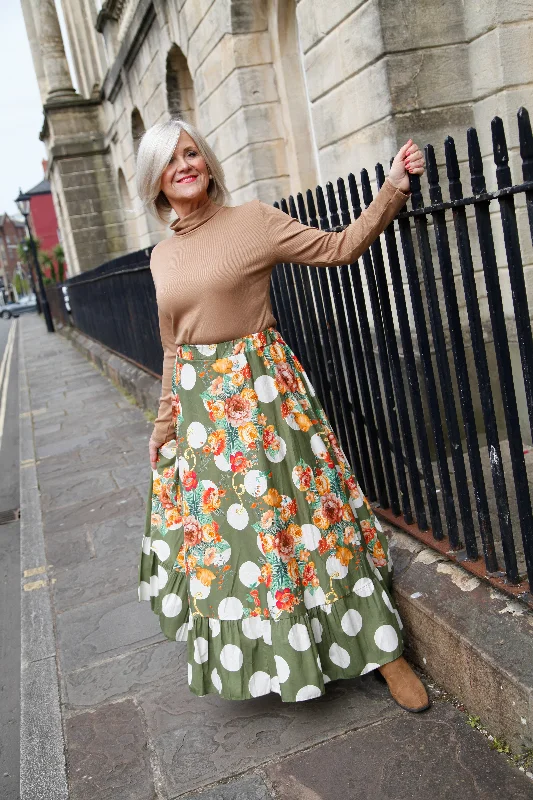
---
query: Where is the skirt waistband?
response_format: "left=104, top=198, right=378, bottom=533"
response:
left=175, top=327, right=285, bottom=362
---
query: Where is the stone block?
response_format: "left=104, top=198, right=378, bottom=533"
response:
left=65, top=700, right=155, bottom=800
left=55, top=588, right=165, bottom=672
left=222, top=139, right=288, bottom=193
left=312, top=60, right=391, bottom=150
left=199, top=64, right=279, bottom=137
left=387, top=44, right=471, bottom=113
left=380, top=0, right=466, bottom=51
left=138, top=674, right=400, bottom=796
left=207, top=102, right=285, bottom=163
left=297, top=0, right=367, bottom=54
left=472, top=86, right=533, bottom=156
left=318, top=115, right=397, bottom=188
left=230, top=176, right=290, bottom=205
left=196, top=31, right=272, bottom=103
left=265, top=703, right=533, bottom=799
left=187, top=0, right=230, bottom=75
left=305, top=0, right=383, bottom=103
left=229, top=0, right=268, bottom=34
left=463, top=0, right=533, bottom=40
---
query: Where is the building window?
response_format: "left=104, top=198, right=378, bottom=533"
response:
left=166, top=44, right=197, bottom=123
left=131, top=108, right=146, bottom=157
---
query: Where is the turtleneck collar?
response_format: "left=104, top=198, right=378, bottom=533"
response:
left=169, top=197, right=223, bottom=235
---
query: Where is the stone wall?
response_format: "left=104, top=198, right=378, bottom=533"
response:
left=21, top=0, right=533, bottom=278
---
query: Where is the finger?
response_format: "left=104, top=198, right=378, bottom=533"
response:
left=406, top=157, right=425, bottom=169
left=405, top=150, right=423, bottom=164
left=406, top=142, right=420, bottom=156
left=397, top=139, right=413, bottom=160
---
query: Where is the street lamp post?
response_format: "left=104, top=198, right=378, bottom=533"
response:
left=15, top=189, right=54, bottom=333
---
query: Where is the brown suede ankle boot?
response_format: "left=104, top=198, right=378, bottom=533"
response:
left=377, top=656, right=430, bottom=712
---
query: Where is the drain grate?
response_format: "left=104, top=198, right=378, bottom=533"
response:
left=0, top=508, right=20, bottom=525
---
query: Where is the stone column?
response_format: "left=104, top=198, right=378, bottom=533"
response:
left=19, top=0, right=48, bottom=104
left=39, top=0, right=77, bottom=101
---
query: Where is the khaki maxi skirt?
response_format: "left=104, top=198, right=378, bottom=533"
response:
left=138, top=327, right=404, bottom=702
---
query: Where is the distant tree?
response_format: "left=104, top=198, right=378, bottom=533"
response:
left=53, top=244, right=66, bottom=283
left=40, top=252, right=57, bottom=284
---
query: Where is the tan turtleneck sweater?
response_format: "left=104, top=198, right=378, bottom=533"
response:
left=150, top=176, right=410, bottom=444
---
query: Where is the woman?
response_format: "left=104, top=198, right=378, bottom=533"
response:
left=136, top=118, right=429, bottom=711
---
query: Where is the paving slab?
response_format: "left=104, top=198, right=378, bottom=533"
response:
left=44, top=523, right=94, bottom=569
left=64, top=640, right=184, bottom=709
left=55, top=588, right=165, bottom=672
left=264, top=701, right=533, bottom=800
left=51, top=555, right=138, bottom=612
left=65, top=699, right=155, bottom=800
left=138, top=674, right=402, bottom=797
left=180, top=774, right=274, bottom=800
left=42, top=484, right=144, bottom=532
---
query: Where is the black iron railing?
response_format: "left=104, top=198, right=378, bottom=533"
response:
left=63, top=107, right=533, bottom=602
left=271, top=108, right=533, bottom=601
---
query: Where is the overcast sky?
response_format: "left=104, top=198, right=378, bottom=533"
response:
left=0, top=2, right=77, bottom=219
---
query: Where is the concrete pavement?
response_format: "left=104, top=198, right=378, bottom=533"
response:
left=18, top=314, right=533, bottom=799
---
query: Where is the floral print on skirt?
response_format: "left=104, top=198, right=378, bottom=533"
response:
left=138, top=327, right=403, bottom=701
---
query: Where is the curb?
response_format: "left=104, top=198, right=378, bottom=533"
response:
left=58, top=323, right=533, bottom=753
left=60, top=325, right=162, bottom=418
left=19, top=329, right=69, bottom=800
left=390, top=530, right=533, bottom=752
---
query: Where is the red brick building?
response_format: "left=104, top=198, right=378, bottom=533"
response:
left=0, top=213, right=26, bottom=299
left=24, top=177, right=61, bottom=253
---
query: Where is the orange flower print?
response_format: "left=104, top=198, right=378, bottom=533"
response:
left=313, top=510, right=330, bottom=530
left=260, top=509, right=275, bottom=528
left=257, top=412, right=268, bottom=426
left=249, top=588, right=261, bottom=607
left=372, top=539, right=387, bottom=568
left=175, top=545, right=186, bottom=570
left=273, top=529, right=295, bottom=562
left=242, top=364, right=252, bottom=380
left=344, top=526, right=356, bottom=544
left=263, top=488, right=282, bottom=507
left=275, top=588, right=297, bottom=612
left=287, top=557, right=300, bottom=584
left=241, top=387, right=258, bottom=407
left=342, top=503, right=355, bottom=521
left=274, top=362, right=299, bottom=394
left=209, top=375, right=224, bottom=395
left=182, top=470, right=198, bottom=491
left=196, top=567, right=216, bottom=586
left=294, top=464, right=313, bottom=491
left=269, top=343, right=286, bottom=363
left=232, top=372, right=245, bottom=387
left=292, top=354, right=304, bottom=372
left=315, top=473, right=330, bottom=496
left=239, top=421, right=258, bottom=446
left=202, top=486, right=221, bottom=513
left=183, top=515, right=202, bottom=547
left=336, top=546, right=354, bottom=566
left=262, top=425, right=279, bottom=450
left=320, top=492, right=344, bottom=524
left=318, top=536, right=330, bottom=556
left=165, top=507, right=182, bottom=529
left=159, top=483, right=174, bottom=510
left=326, top=531, right=338, bottom=549
left=151, top=513, right=162, bottom=527
left=287, top=522, right=302, bottom=541
left=207, top=429, right=226, bottom=455
left=212, top=358, right=233, bottom=374
left=259, top=562, right=273, bottom=587
left=302, top=561, right=320, bottom=588
left=294, top=412, right=312, bottom=432
left=204, top=546, right=216, bottom=564
left=225, top=393, right=252, bottom=427
left=171, top=393, right=181, bottom=423
left=230, top=451, right=250, bottom=473
left=206, top=399, right=225, bottom=421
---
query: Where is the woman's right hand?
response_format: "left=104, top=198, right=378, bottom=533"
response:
left=149, top=436, right=161, bottom=470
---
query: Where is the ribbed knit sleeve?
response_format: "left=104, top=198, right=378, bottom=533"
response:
left=258, top=177, right=409, bottom=267
left=152, top=306, right=177, bottom=446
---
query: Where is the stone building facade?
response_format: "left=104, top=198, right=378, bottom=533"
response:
left=21, top=0, right=533, bottom=276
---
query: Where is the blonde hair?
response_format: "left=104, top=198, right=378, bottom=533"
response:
left=135, top=117, right=230, bottom=223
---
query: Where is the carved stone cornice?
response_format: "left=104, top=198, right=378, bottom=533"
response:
left=96, top=0, right=128, bottom=33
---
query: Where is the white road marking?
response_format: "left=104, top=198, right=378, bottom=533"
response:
left=0, top=320, right=17, bottom=452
